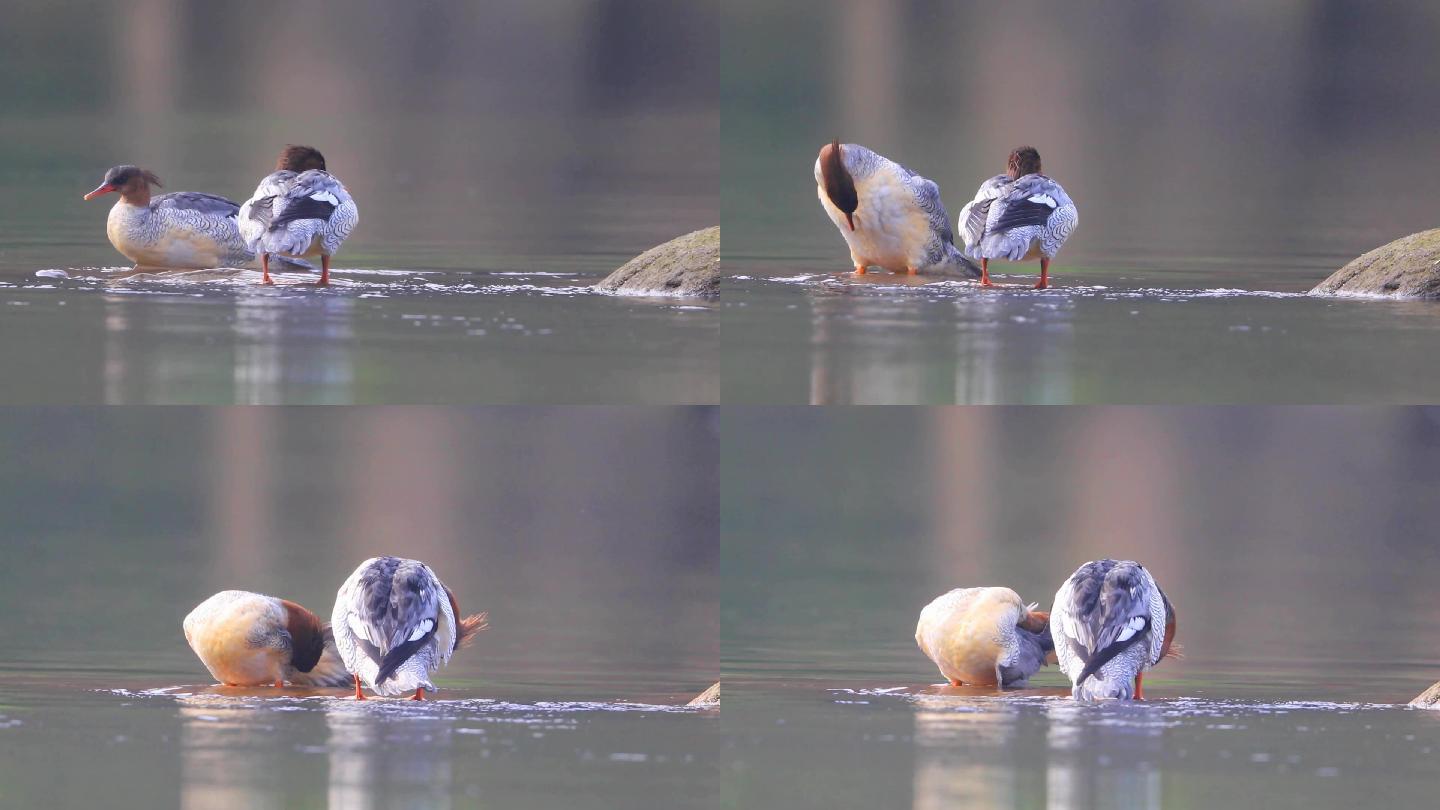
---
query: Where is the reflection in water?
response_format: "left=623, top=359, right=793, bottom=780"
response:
left=179, top=698, right=295, bottom=810
left=911, top=699, right=1163, bottom=810
left=98, top=291, right=357, bottom=404
left=326, top=702, right=455, bottom=810
left=1044, top=703, right=1162, bottom=810
left=805, top=285, right=1077, bottom=404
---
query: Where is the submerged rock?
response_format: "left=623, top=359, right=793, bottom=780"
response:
left=686, top=682, right=720, bottom=707
left=1311, top=228, right=1440, bottom=298
left=1409, top=681, right=1440, bottom=708
left=593, top=226, right=719, bottom=298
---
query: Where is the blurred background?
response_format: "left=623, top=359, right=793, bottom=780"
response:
left=0, top=407, right=718, bottom=808
left=0, top=0, right=719, bottom=407
left=0, top=0, right=716, bottom=270
left=724, top=407, right=1440, bottom=691
left=721, top=407, right=1440, bottom=809
left=724, top=0, right=1440, bottom=269
left=0, top=407, right=717, bottom=695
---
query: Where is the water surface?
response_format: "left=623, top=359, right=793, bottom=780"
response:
left=0, top=409, right=719, bottom=807
left=1, top=1, right=717, bottom=404
left=722, top=0, right=1440, bottom=404
left=721, top=408, right=1440, bottom=808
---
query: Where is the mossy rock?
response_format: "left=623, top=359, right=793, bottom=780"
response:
left=686, top=682, right=720, bottom=707
left=594, top=226, right=719, bottom=298
left=1311, top=228, right=1440, bottom=298
left=1409, top=681, right=1440, bottom=708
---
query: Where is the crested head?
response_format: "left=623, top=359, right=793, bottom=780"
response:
left=820, top=139, right=859, bottom=230
left=280, top=599, right=327, bottom=673
left=86, top=165, right=162, bottom=202
left=277, top=144, right=326, bottom=173
left=1006, top=146, right=1042, bottom=180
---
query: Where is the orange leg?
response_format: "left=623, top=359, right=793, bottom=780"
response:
left=1035, top=258, right=1050, bottom=290
left=261, top=253, right=274, bottom=285
left=274, top=677, right=284, bottom=689
left=905, top=266, right=919, bottom=276
left=317, top=255, right=331, bottom=286
left=352, top=674, right=366, bottom=700
left=410, top=687, right=425, bottom=701
left=980, top=258, right=992, bottom=287
left=854, top=264, right=867, bottom=276
left=949, top=678, right=962, bottom=687
left=1134, top=672, right=1145, bottom=700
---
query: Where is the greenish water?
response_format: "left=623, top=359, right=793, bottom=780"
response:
left=721, top=408, right=1440, bottom=808
left=721, top=1, right=1440, bottom=404
left=0, top=409, right=718, bottom=808
left=0, top=0, right=718, bottom=404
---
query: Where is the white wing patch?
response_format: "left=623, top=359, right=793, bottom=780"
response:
left=1027, top=194, right=1057, bottom=208
left=1115, top=615, right=1146, bottom=643
left=408, top=618, right=435, bottom=642
left=311, top=191, right=339, bottom=205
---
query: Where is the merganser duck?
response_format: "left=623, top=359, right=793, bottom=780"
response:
left=182, top=590, right=352, bottom=688
left=958, top=146, right=1078, bottom=289
left=916, top=586, right=1054, bottom=688
left=1051, top=559, right=1178, bottom=700
left=816, top=140, right=980, bottom=278
left=83, top=165, right=257, bottom=270
left=331, top=556, right=487, bottom=700
left=239, top=145, right=358, bottom=286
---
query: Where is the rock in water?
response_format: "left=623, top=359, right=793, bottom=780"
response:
left=1311, top=229, right=1440, bottom=298
left=1410, top=681, right=1440, bottom=708
left=686, top=682, right=720, bottom=707
left=593, top=226, right=719, bottom=298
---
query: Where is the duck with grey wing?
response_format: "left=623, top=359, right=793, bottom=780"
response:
left=183, top=590, right=352, bottom=688
left=916, top=586, right=1054, bottom=688
left=331, top=556, right=488, bottom=700
left=84, top=165, right=261, bottom=270
left=1051, top=559, right=1179, bottom=700
left=815, top=140, right=980, bottom=278
left=240, top=145, right=358, bottom=286
left=958, top=146, right=1077, bottom=289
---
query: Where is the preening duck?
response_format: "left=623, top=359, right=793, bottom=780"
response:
left=1050, top=559, right=1178, bottom=700
left=331, top=556, right=487, bottom=700
left=916, top=586, right=1054, bottom=688
left=84, top=165, right=257, bottom=270
left=958, top=146, right=1077, bottom=289
left=239, top=145, right=358, bottom=286
left=182, top=590, right=351, bottom=688
left=816, top=140, right=980, bottom=278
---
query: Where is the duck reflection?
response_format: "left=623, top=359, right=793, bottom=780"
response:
left=178, top=696, right=300, bottom=810
left=911, top=698, right=1164, bottom=810
left=805, top=283, right=1076, bottom=405
left=325, top=700, right=456, bottom=810
left=98, top=287, right=355, bottom=404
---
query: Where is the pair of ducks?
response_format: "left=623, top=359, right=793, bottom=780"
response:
left=816, top=142, right=1078, bottom=289
left=83, top=145, right=358, bottom=286
left=916, top=559, right=1178, bottom=700
left=183, top=556, right=487, bottom=700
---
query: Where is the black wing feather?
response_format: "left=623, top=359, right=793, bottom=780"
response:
left=375, top=625, right=436, bottom=684
left=992, top=198, right=1054, bottom=233
left=270, top=196, right=337, bottom=230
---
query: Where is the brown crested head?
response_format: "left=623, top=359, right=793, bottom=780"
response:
left=1017, top=609, right=1049, bottom=634
left=445, top=586, right=489, bottom=652
left=820, top=139, right=859, bottom=231
left=277, top=144, right=327, bottom=173
left=280, top=599, right=326, bottom=672
left=1006, top=146, right=1042, bottom=180
left=85, top=165, right=162, bottom=202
